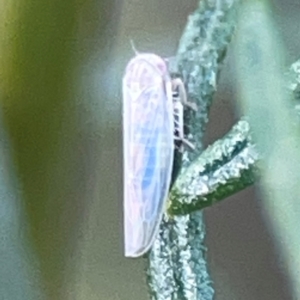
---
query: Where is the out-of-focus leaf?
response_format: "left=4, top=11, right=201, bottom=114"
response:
left=236, top=1, right=300, bottom=298
left=0, top=0, right=120, bottom=299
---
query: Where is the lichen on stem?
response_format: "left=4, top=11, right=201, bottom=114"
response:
left=168, top=119, right=259, bottom=216
left=167, top=57, right=300, bottom=217
left=147, top=0, right=240, bottom=299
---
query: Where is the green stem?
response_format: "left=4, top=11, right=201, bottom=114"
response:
left=147, top=0, right=240, bottom=299
left=168, top=119, right=259, bottom=215
left=167, top=58, right=300, bottom=216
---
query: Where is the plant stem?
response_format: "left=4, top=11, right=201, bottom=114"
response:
left=167, top=57, right=300, bottom=216
left=147, top=0, right=240, bottom=299
left=168, top=119, right=259, bottom=215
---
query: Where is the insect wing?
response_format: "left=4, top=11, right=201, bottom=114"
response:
left=123, top=54, right=174, bottom=257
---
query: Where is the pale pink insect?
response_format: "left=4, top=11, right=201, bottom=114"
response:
left=123, top=52, right=193, bottom=257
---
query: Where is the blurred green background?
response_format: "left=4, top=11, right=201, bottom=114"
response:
left=0, top=0, right=299, bottom=299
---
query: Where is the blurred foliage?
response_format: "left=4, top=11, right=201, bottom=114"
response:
left=236, top=0, right=300, bottom=298
left=0, top=0, right=119, bottom=299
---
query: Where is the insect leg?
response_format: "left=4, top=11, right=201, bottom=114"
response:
left=172, top=78, right=197, bottom=111
left=174, top=136, right=195, bottom=151
left=172, top=78, right=195, bottom=151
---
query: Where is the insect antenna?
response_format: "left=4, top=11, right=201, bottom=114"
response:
left=130, top=39, right=139, bottom=55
